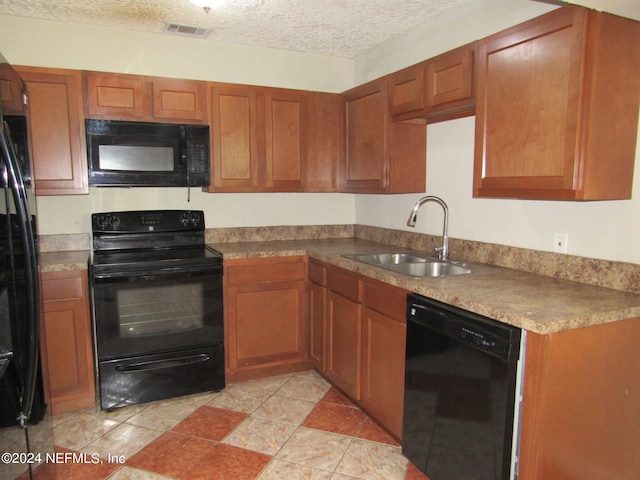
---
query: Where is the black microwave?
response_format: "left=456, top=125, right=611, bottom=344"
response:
left=86, top=119, right=210, bottom=187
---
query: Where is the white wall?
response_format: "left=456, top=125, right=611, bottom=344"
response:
left=36, top=189, right=355, bottom=232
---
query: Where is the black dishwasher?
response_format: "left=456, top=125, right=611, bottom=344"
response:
left=403, top=293, right=523, bottom=480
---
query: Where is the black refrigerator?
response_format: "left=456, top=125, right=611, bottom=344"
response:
left=0, top=52, right=55, bottom=479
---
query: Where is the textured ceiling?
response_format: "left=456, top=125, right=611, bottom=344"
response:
left=0, top=0, right=476, bottom=58
left=0, top=1, right=639, bottom=59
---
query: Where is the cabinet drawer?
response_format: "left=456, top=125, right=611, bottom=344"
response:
left=364, top=281, right=408, bottom=323
left=327, top=268, right=362, bottom=302
left=226, top=257, right=306, bottom=285
left=308, top=261, right=326, bottom=286
left=42, top=275, right=84, bottom=301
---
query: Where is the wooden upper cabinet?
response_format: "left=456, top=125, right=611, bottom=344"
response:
left=473, top=6, right=640, bottom=200
left=84, top=71, right=206, bottom=123
left=389, top=42, right=476, bottom=122
left=207, top=83, right=307, bottom=192
left=17, top=66, right=88, bottom=195
left=343, top=78, right=426, bottom=193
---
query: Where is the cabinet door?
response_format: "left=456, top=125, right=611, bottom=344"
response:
left=474, top=6, right=640, bottom=200
left=425, top=42, right=476, bottom=120
left=474, top=8, right=582, bottom=197
left=326, top=290, right=362, bottom=400
left=264, top=89, right=306, bottom=191
left=389, top=65, right=425, bottom=117
left=361, top=281, right=407, bottom=439
left=85, top=71, right=146, bottom=118
left=224, top=257, right=307, bottom=379
left=40, top=271, right=95, bottom=414
left=343, top=80, right=388, bottom=192
left=208, top=84, right=260, bottom=190
left=151, top=77, right=206, bottom=122
left=227, top=280, right=306, bottom=370
left=305, top=92, right=342, bottom=192
left=361, top=308, right=406, bottom=438
left=17, top=67, right=88, bottom=195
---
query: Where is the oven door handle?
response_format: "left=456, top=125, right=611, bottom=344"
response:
left=92, top=265, right=223, bottom=280
left=115, top=353, right=211, bottom=372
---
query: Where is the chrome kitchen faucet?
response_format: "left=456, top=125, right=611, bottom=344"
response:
left=406, top=196, right=449, bottom=260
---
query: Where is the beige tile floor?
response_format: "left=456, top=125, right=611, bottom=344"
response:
left=42, top=369, right=429, bottom=480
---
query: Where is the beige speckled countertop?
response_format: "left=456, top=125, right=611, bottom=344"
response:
left=37, top=237, right=640, bottom=335
left=209, top=238, right=640, bottom=335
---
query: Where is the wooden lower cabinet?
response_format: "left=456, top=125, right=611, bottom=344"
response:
left=224, top=257, right=307, bottom=381
left=519, top=317, right=640, bottom=480
left=39, top=269, right=95, bottom=414
left=309, top=260, right=407, bottom=438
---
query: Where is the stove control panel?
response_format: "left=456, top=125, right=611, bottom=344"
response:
left=179, top=211, right=202, bottom=226
left=92, top=210, right=205, bottom=233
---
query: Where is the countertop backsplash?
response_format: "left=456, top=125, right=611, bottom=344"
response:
left=39, top=233, right=91, bottom=253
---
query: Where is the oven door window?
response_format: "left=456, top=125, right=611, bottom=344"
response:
left=118, top=283, right=205, bottom=337
left=93, top=268, right=223, bottom=360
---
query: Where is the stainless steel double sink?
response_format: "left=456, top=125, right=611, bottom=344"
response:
left=341, top=252, right=480, bottom=278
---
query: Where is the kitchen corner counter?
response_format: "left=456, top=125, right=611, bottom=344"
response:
left=39, top=250, right=90, bottom=273
left=210, top=238, right=640, bottom=335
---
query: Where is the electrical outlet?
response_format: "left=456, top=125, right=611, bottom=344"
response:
left=554, top=232, right=568, bottom=254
